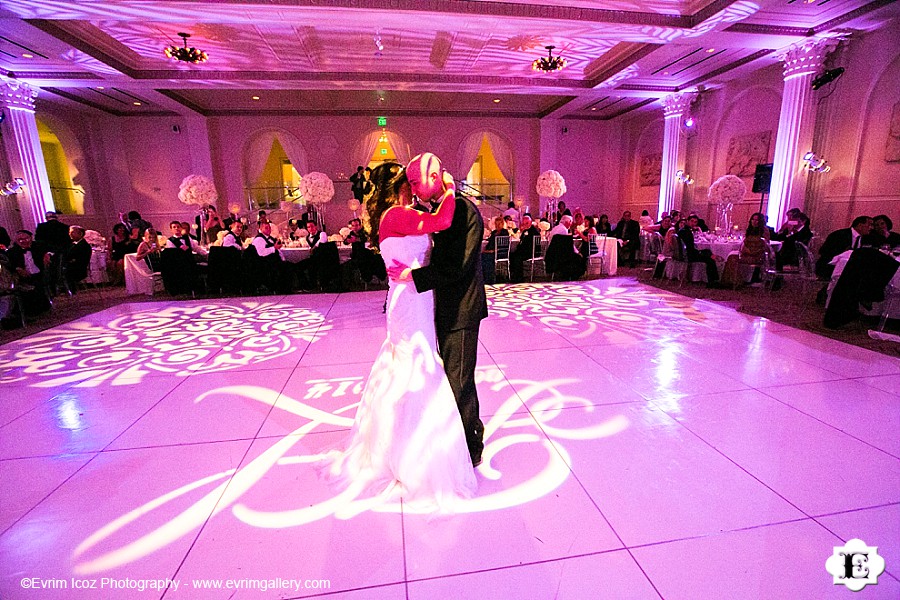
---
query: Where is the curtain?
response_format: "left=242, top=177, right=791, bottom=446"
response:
left=384, top=130, right=411, bottom=167
left=353, top=131, right=382, bottom=170
left=244, top=131, right=276, bottom=186
left=243, top=130, right=309, bottom=185
left=279, top=135, right=309, bottom=176
left=456, top=131, right=485, bottom=178
left=484, top=131, right=514, bottom=182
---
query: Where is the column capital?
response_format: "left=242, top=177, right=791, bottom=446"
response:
left=778, top=37, right=840, bottom=80
left=662, top=92, right=695, bottom=119
left=0, top=76, right=38, bottom=112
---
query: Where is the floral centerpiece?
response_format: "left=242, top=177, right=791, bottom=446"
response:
left=84, top=229, right=105, bottom=247
left=298, top=172, right=335, bottom=205
left=708, top=174, right=745, bottom=235
left=178, top=174, right=218, bottom=207
left=536, top=170, right=566, bottom=199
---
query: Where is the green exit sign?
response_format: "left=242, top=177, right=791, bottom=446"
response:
left=377, top=117, right=387, bottom=127
left=380, top=148, right=388, bottom=155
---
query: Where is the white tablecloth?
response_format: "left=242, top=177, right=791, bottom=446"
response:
left=695, top=238, right=781, bottom=275
left=827, top=250, right=900, bottom=319
left=124, top=253, right=160, bottom=296
left=87, top=249, right=109, bottom=284
left=280, top=245, right=353, bottom=264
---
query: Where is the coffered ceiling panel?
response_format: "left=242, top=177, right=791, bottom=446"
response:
left=0, top=0, right=896, bottom=120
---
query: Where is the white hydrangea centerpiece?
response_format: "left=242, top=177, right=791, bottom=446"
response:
left=178, top=174, right=218, bottom=207
left=536, top=170, right=567, bottom=199
left=298, top=172, right=335, bottom=205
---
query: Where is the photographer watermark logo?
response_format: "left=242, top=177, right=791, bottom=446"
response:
left=825, top=538, right=885, bottom=591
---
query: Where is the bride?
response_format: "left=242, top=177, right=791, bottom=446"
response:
left=321, top=162, right=477, bottom=512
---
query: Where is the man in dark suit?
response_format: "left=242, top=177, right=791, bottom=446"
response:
left=6, top=230, right=52, bottom=315
left=614, top=210, right=641, bottom=267
left=63, top=226, right=92, bottom=291
left=389, top=153, right=488, bottom=466
left=773, top=211, right=814, bottom=271
left=815, top=215, right=872, bottom=279
left=35, top=211, right=71, bottom=295
left=510, top=214, right=539, bottom=283
left=677, top=215, right=720, bottom=287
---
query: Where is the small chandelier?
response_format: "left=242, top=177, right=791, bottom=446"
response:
left=532, top=45, right=566, bottom=73
left=164, top=33, right=208, bottom=64
left=0, top=177, right=25, bottom=196
left=803, top=151, right=830, bottom=173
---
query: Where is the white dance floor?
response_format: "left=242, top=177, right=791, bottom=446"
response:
left=1, top=278, right=898, bottom=599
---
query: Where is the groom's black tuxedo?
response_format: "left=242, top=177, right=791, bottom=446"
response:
left=412, top=195, right=488, bottom=463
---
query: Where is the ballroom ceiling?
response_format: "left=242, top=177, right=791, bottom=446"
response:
left=0, top=0, right=896, bottom=119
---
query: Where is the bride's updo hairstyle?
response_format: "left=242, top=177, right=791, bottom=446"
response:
left=363, top=162, right=407, bottom=251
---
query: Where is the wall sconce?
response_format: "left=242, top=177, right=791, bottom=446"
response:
left=803, top=151, right=830, bottom=173
left=0, top=177, right=25, bottom=196
left=675, top=170, right=694, bottom=184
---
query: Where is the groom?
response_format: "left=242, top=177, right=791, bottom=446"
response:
left=388, top=152, right=488, bottom=467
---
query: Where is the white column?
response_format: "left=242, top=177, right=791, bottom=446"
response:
left=658, top=92, right=693, bottom=218
left=767, top=38, right=836, bottom=229
left=0, top=77, right=54, bottom=231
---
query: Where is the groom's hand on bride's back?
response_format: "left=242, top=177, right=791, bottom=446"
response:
left=387, top=259, right=412, bottom=282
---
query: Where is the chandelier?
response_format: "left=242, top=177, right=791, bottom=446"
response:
left=164, top=33, right=208, bottom=64
left=532, top=45, right=566, bottom=72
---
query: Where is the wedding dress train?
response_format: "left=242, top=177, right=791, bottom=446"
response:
left=321, top=234, right=476, bottom=512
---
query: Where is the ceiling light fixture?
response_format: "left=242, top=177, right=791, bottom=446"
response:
left=706, top=48, right=716, bottom=53
left=164, top=32, right=208, bottom=64
left=133, top=101, right=142, bottom=106
left=252, top=96, right=260, bottom=100
left=22, top=53, right=34, bottom=59
left=532, top=45, right=567, bottom=73
left=493, top=98, right=501, bottom=103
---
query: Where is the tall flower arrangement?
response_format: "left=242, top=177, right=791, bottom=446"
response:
left=535, top=170, right=567, bottom=199
left=536, top=170, right=566, bottom=220
left=298, top=172, right=335, bottom=205
left=178, top=175, right=218, bottom=207
left=708, top=174, right=745, bottom=234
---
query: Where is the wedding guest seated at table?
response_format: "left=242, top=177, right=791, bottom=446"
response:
left=545, top=230, right=586, bottom=281
left=638, top=210, right=654, bottom=230
left=107, top=223, right=138, bottom=284
left=161, top=222, right=205, bottom=295
left=677, top=215, right=720, bottom=287
left=773, top=211, right=813, bottom=271
left=305, top=220, right=328, bottom=248
left=688, top=212, right=709, bottom=233
left=503, top=215, right=518, bottom=235
left=650, top=215, right=674, bottom=237
left=296, top=220, right=336, bottom=291
left=63, top=226, right=92, bottom=292
left=0, top=223, right=10, bottom=249
left=165, top=221, right=208, bottom=257
left=824, top=247, right=899, bottom=329
left=135, top=227, right=162, bottom=272
left=510, top=214, right=539, bottom=283
left=721, top=212, right=770, bottom=287
left=864, top=214, right=900, bottom=250
left=550, top=214, right=573, bottom=239
left=482, top=216, right=509, bottom=284
left=577, top=215, right=599, bottom=259
left=6, top=230, right=51, bottom=317
left=285, top=219, right=304, bottom=242
left=596, top=214, right=613, bottom=235
left=343, top=218, right=367, bottom=244
left=251, top=219, right=290, bottom=293
left=222, top=220, right=245, bottom=250
left=614, top=210, right=641, bottom=267
left=121, top=210, right=152, bottom=240
left=815, top=215, right=872, bottom=279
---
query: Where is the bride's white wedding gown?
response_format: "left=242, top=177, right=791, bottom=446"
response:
left=322, top=234, right=476, bottom=511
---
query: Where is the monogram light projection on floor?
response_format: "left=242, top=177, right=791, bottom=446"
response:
left=1, top=281, right=899, bottom=599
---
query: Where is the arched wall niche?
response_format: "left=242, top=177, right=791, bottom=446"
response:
left=34, top=112, right=91, bottom=215
left=242, top=127, right=310, bottom=191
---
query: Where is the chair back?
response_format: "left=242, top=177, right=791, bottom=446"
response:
left=532, top=238, right=548, bottom=260
left=495, top=236, right=511, bottom=261
left=587, top=234, right=605, bottom=257
left=672, top=237, right=688, bottom=262
left=796, top=242, right=816, bottom=278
